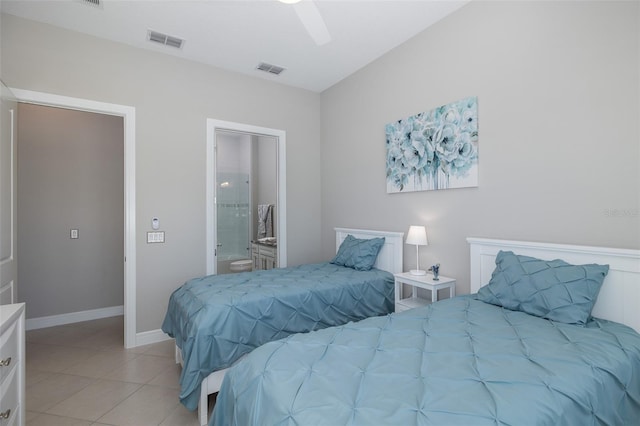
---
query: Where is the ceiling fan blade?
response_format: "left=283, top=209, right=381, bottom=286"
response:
left=293, top=1, right=331, bottom=46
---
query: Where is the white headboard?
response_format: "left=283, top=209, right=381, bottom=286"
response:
left=335, top=228, right=404, bottom=274
left=468, top=237, right=640, bottom=333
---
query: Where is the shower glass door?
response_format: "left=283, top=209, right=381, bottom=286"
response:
left=215, top=132, right=251, bottom=274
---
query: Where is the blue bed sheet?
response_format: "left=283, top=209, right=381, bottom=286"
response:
left=161, top=262, right=394, bottom=410
left=212, top=295, right=640, bottom=426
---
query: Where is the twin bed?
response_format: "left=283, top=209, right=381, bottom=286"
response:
left=162, top=228, right=404, bottom=425
left=210, top=237, right=640, bottom=425
left=163, top=230, right=640, bottom=426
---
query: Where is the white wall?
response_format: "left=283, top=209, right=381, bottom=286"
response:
left=320, top=0, right=640, bottom=294
left=1, top=13, right=323, bottom=332
left=216, top=131, right=251, bottom=175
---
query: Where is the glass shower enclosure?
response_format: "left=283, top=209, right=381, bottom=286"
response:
left=215, top=131, right=252, bottom=274
left=216, top=172, right=250, bottom=268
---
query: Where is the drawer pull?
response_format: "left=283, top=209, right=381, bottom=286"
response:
left=0, top=357, right=10, bottom=367
left=0, top=409, right=10, bottom=419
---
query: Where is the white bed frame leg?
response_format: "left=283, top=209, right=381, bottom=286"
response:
left=197, top=367, right=230, bottom=426
left=176, top=344, right=209, bottom=425
left=175, top=344, right=183, bottom=366
left=199, top=378, right=208, bottom=426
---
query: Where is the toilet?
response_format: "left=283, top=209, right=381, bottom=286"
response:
left=230, top=259, right=253, bottom=273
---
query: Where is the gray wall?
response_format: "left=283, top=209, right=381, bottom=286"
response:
left=17, top=103, right=124, bottom=318
left=1, top=13, right=323, bottom=332
left=320, top=0, right=640, bottom=294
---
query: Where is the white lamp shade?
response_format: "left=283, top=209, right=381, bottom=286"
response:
left=406, top=226, right=428, bottom=246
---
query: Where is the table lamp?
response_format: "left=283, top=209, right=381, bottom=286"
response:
left=406, top=225, right=428, bottom=276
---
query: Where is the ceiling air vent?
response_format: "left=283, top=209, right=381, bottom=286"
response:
left=78, top=0, right=103, bottom=9
left=147, top=30, right=185, bottom=50
left=256, top=62, right=286, bottom=76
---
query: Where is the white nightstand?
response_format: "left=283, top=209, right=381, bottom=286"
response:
left=394, top=272, right=456, bottom=313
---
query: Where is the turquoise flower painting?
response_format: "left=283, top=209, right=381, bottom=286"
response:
left=386, top=96, right=478, bottom=193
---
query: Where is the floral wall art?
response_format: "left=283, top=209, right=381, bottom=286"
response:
left=386, top=96, right=478, bottom=193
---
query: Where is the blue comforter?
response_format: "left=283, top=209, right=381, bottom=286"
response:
left=161, top=262, right=394, bottom=410
left=212, top=295, right=640, bottom=425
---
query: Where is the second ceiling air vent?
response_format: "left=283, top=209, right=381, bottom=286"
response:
left=256, top=62, right=286, bottom=76
left=147, top=30, right=185, bottom=49
left=78, top=0, right=103, bottom=9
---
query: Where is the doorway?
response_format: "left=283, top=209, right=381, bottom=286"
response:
left=18, top=103, right=124, bottom=325
left=206, top=119, right=286, bottom=275
left=215, top=131, right=252, bottom=274
left=12, top=89, right=137, bottom=348
left=215, top=131, right=278, bottom=274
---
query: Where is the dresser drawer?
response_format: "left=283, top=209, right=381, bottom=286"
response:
left=0, top=322, right=18, bottom=384
left=0, top=304, right=24, bottom=426
left=0, top=367, right=19, bottom=426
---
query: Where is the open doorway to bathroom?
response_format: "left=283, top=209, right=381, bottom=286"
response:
left=206, top=119, right=287, bottom=276
left=215, top=131, right=278, bottom=274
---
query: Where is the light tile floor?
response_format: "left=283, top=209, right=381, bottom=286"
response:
left=26, top=316, right=208, bottom=426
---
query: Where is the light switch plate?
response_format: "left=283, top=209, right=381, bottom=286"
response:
left=70, top=229, right=79, bottom=239
left=147, top=231, right=165, bottom=243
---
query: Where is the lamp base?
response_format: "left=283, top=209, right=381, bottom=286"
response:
left=409, top=269, right=427, bottom=276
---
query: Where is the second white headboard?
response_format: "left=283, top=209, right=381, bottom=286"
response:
left=467, top=237, right=640, bottom=333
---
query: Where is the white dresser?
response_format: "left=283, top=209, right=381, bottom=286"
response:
left=0, top=303, right=25, bottom=426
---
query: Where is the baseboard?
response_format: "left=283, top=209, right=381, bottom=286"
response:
left=136, top=328, right=172, bottom=347
left=25, top=306, right=172, bottom=347
left=26, top=305, right=124, bottom=330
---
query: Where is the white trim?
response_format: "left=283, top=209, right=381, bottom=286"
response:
left=26, top=305, right=124, bottom=330
left=206, top=119, right=287, bottom=275
left=467, top=237, right=640, bottom=333
left=0, top=280, right=15, bottom=305
left=10, top=88, right=137, bottom=348
left=0, top=102, right=17, bottom=303
left=135, top=328, right=172, bottom=347
left=0, top=108, right=16, bottom=266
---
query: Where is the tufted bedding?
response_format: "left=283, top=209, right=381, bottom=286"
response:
left=211, top=295, right=640, bottom=426
left=161, top=262, right=394, bottom=410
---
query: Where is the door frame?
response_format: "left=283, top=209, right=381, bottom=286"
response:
left=0, top=83, right=18, bottom=305
left=11, top=88, right=137, bottom=348
left=206, top=119, right=286, bottom=274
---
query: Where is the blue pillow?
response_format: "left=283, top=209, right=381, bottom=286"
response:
left=330, top=235, right=385, bottom=271
left=477, top=250, right=609, bottom=325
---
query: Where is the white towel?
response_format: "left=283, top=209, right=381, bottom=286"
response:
left=257, top=204, right=274, bottom=239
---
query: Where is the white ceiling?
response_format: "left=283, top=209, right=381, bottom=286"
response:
left=1, top=0, right=469, bottom=92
